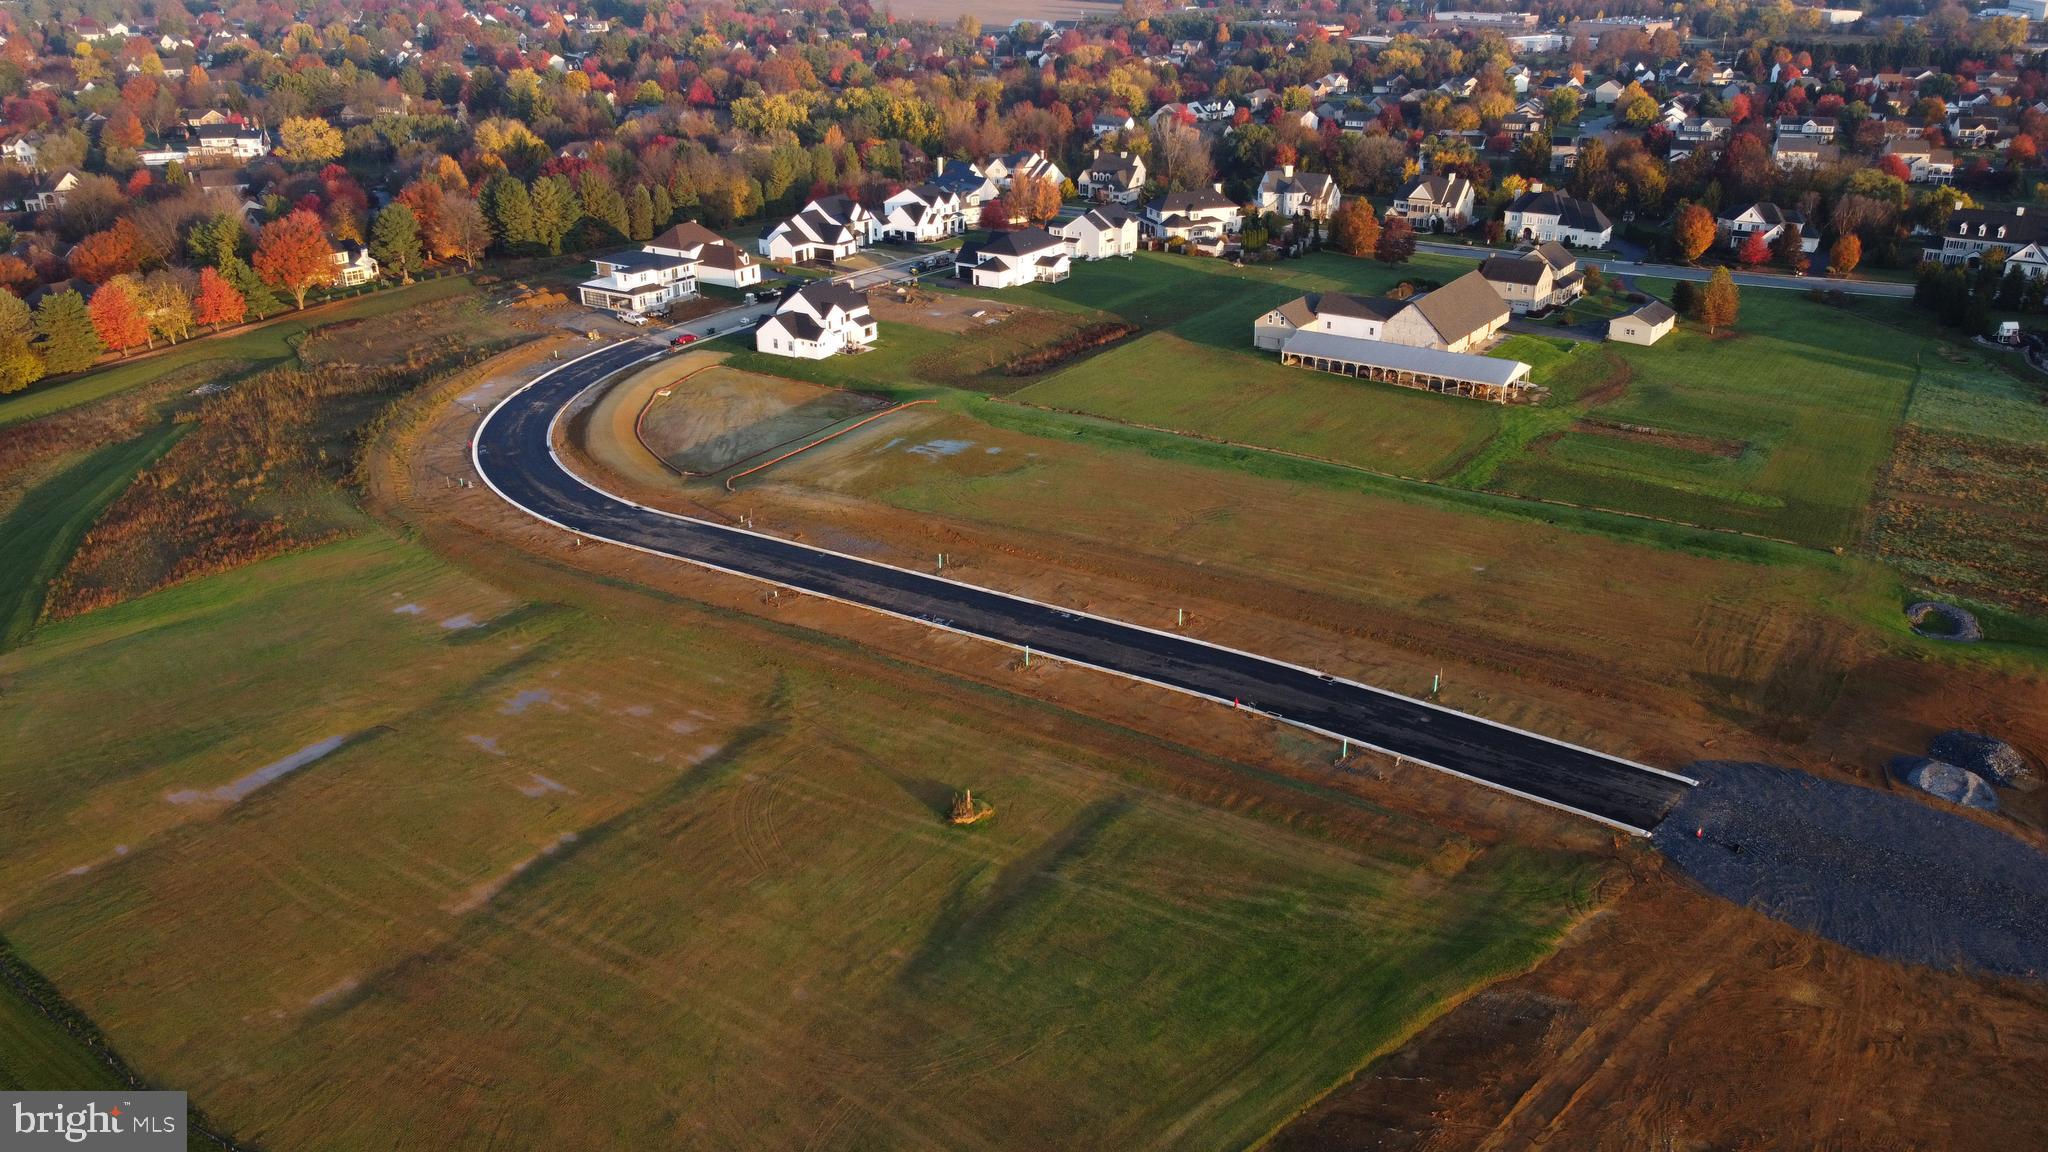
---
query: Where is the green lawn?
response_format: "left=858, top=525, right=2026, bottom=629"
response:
left=0, top=533, right=1597, bottom=1150
left=0, top=424, right=183, bottom=651
left=0, top=277, right=478, bottom=429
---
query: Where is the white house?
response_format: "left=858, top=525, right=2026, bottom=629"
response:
left=954, top=228, right=1072, bottom=288
left=1478, top=242, right=1585, bottom=313
left=1090, top=110, right=1136, bottom=137
left=1771, top=138, right=1840, bottom=169
left=577, top=248, right=696, bottom=313
left=1502, top=188, right=1613, bottom=247
left=1058, top=205, right=1140, bottom=260
left=985, top=149, right=1065, bottom=191
left=1883, top=138, right=1956, bottom=184
left=758, top=195, right=879, bottom=263
left=0, top=137, right=38, bottom=171
left=185, top=121, right=270, bottom=160
left=879, top=183, right=965, bottom=243
left=1078, top=150, right=1146, bottom=204
left=754, top=281, right=877, bottom=359
left=24, top=170, right=80, bottom=211
left=1255, top=164, right=1340, bottom=220
left=1718, top=202, right=1819, bottom=253
left=928, top=157, right=1002, bottom=211
left=643, top=222, right=762, bottom=288
left=1144, top=184, right=1243, bottom=243
left=1608, top=299, right=1676, bottom=345
left=1388, top=172, right=1475, bottom=231
left=331, top=245, right=382, bottom=287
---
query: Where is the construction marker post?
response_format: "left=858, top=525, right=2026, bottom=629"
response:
left=1023, top=646, right=1030, bottom=667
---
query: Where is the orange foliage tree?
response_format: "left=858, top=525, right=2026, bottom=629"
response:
left=253, top=209, right=338, bottom=310
left=193, top=266, right=246, bottom=330
left=88, top=276, right=151, bottom=353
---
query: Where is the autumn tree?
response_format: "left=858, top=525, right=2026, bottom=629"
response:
left=193, top=266, right=245, bottom=329
left=69, top=219, right=142, bottom=283
left=254, top=209, right=338, bottom=310
left=440, top=194, right=492, bottom=269
left=1829, top=233, right=1862, bottom=277
left=1673, top=202, right=1716, bottom=263
left=138, top=273, right=194, bottom=345
left=0, top=291, right=43, bottom=394
left=1700, top=267, right=1740, bottom=334
left=1736, top=229, right=1771, bottom=267
left=371, top=202, right=422, bottom=282
left=33, top=289, right=102, bottom=374
left=277, top=116, right=345, bottom=167
left=1329, top=198, right=1381, bottom=257
left=1772, top=223, right=1805, bottom=269
left=1375, top=216, right=1416, bottom=265
left=88, top=275, right=152, bottom=353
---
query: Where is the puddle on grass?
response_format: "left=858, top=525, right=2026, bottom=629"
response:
left=393, top=603, right=425, bottom=616
left=500, top=688, right=555, bottom=715
left=466, top=735, right=504, bottom=755
left=439, top=614, right=479, bottom=630
left=517, top=773, right=571, bottom=797
left=907, top=439, right=974, bottom=458
left=166, top=736, right=347, bottom=806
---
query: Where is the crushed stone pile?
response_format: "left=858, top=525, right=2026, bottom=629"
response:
left=1930, top=730, right=2038, bottom=791
left=1655, top=762, right=2048, bottom=979
left=1892, top=756, right=2001, bottom=811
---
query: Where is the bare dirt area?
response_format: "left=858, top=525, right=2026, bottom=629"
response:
left=635, top=362, right=887, bottom=475
left=1572, top=417, right=1747, bottom=459
left=1270, top=866, right=2048, bottom=1152
left=870, top=286, right=1033, bottom=335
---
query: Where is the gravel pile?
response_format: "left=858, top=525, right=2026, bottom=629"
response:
left=1654, top=761, right=2048, bottom=979
left=1930, top=730, right=2038, bottom=791
left=1891, top=756, right=2001, bottom=811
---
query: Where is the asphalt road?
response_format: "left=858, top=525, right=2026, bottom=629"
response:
left=471, top=339, right=1694, bottom=835
left=1413, top=239, right=1916, bottom=298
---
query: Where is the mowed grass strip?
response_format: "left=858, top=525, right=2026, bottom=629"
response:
left=0, top=423, right=183, bottom=651
left=0, top=533, right=1595, bottom=1151
left=0, top=276, right=478, bottom=429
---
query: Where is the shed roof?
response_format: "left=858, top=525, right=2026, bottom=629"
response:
left=1280, top=330, right=1534, bottom=388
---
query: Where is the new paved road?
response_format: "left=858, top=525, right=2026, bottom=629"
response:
left=1413, top=239, right=1916, bottom=298
left=473, top=341, right=1695, bottom=835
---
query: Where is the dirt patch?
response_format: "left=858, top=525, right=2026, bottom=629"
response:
left=869, top=288, right=1029, bottom=335
left=1571, top=417, right=1746, bottom=458
left=1270, top=867, right=2048, bottom=1152
left=637, top=364, right=887, bottom=475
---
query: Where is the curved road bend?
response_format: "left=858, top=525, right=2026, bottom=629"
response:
left=474, top=340, right=1695, bottom=836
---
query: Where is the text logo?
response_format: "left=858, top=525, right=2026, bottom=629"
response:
left=3, top=1093, right=184, bottom=1149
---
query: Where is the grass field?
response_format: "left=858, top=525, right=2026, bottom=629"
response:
left=0, top=533, right=1597, bottom=1150
left=0, top=277, right=478, bottom=430
left=635, top=363, right=885, bottom=473
left=0, top=424, right=182, bottom=650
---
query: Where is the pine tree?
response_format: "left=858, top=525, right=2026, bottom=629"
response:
left=628, top=184, right=655, bottom=241
left=33, top=290, right=102, bottom=375
left=371, top=203, right=423, bottom=282
left=487, top=176, right=535, bottom=250
left=652, top=185, right=675, bottom=229
left=221, top=256, right=281, bottom=317
left=1671, top=278, right=1699, bottom=318
left=530, top=175, right=582, bottom=255
left=0, top=291, right=43, bottom=394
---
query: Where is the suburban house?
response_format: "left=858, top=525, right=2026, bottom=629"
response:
left=1253, top=272, right=1531, bottom=402
left=1255, top=164, right=1340, bottom=220
left=1927, top=205, right=2048, bottom=269
left=1718, top=202, right=1819, bottom=253
left=1883, top=138, right=1956, bottom=183
left=1775, top=115, right=1838, bottom=140
left=758, top=195, right=879, bottom=263
left=929, top=158, right=1002, bottom=211
left=1608, top=299, right=1676, bottom=345
left=1502, top=188, right=1613, bottom=247
left=0, top=137, right=38, bottom=170
left=23, top=170, right=79, bottom=211
left=577, top=248, right=697, bottom=313
left=954, top=228, right=1072, bottom=288
left=1771, top=138, right=1840, bottom=169
left=1478, top=242, right=1585, bottom=313
left=985, top=149, right=1065, bottom=190
left=1090, top=110, right=1136, bottom=136
left=1388, top=172, right=1475, bottom=231
left=754, top=281, right=877, bottom=359
left=1058, top=204, right=1140, bottom=260
left=1078, top=150, right=1146, bottom=204
left=642, top=222, right=762, bottom=288
left=1143, top=184, right=1243, bottom=244
left=331, top=245, right=382, bottom=287
left=184, top=120, right=271, bottom=161
left=880, top=183, right=966, bottom=243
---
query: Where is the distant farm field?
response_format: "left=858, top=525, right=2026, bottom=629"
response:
left=0, top=534, right=1596, bottom=1150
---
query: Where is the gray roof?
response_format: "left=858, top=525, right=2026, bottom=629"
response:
left=1507, top=189, right=1612, bottom=233
left=1628, top=300, right=1676, bottom=325
left=1280, top=329, right=1533, bottom=389
left=1480, top=254, right=1548, bottom=285
left=1410, top=270, right=1510, bottom=344
left=1316, top=292, right=1404, bottom=322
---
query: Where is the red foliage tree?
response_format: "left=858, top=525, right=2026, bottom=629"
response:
left=193, top=266, right=247, bottom=329
left=253, top=209, right=338, bottom=310
left=69, top=219, right=142, bottom=284
left=88, top=278, right=151, bottom=353
left=1878, top=154, right=1913, bottom=182
left=1737, top=229, right=1772, bottom=267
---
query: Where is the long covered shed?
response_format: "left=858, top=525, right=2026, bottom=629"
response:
left=1279, top=330, right=1535, bottom=402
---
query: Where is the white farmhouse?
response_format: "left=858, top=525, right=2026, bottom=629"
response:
left=880, top=183, right=966, bottom=243
left=954, top=228, right=1072, bottom=288
left=577, top=248, right=696, bottom=313
left=1143, top=184, right=1242, bottom=243
left=1058, top=205, right=1140, bottom=260
left=985, top=149, right=1065, bottom=190
left=642, top=222, right=762, bottom=289
left=1255, top=164, right=1340, bottom=220
left=754, top=281, right=877, bottom=359
left=1388, top=172, right=1474, bottom=231
left=1502, top=188, right=1613, bottom=247
left=758, top=195, right=879, bottom=263
left=331, top=245, right=382, bottom=287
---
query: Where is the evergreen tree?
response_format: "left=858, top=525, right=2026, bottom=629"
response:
left=371, top=202, right=424, bottom=282
left=0, top=291, right=44, bottom=394
left=530, top=175, right=582, bottom=255
left=221, top=256, right=281, bottom=317
left=1671, top=278, right=1699, bottom=318
left=33, top=290, right=102, bottom=375
left=652, top=185, right=675, bottom=228
left=627, top=184, right=654, bottom=241
left=487, top=176, right=536, bottom=250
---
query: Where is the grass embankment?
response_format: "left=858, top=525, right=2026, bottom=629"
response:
left=0, top=424, right=182, bottom=650
left=0, top=276, right=477, bottom=430
left=0, top=534, right=1596, bottom=1149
